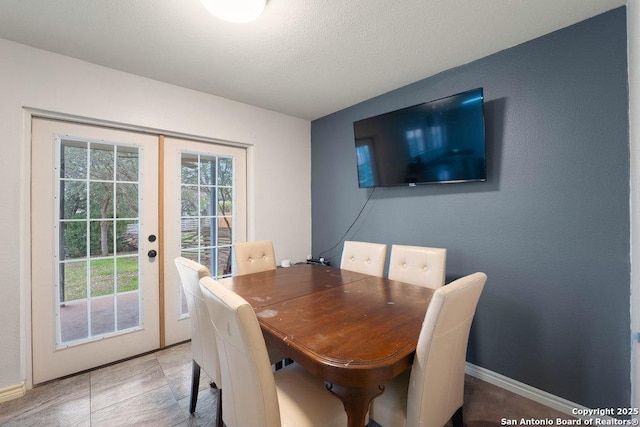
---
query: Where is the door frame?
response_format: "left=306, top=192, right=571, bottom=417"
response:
left=21, top=108, right=253, bottom=389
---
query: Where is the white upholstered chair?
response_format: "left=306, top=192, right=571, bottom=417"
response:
left=199, top=275, right=348, bottom=427
left=234, top=240, right=277, bottom=276
left=233, top=240, right=288, bottom=368
left=340, top=240, right=387, bottom=277
left=174, top=257, right=222, bottom=422
left=387, top=244, right=447, bottom=289
left=369, top=272, right=487, bottom=427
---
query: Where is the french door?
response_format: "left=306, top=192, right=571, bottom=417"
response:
left=31, top=119, right=246, bottom=383
left=162, top=136, right=246, bottom=346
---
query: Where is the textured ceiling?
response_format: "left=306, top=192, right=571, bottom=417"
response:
left=0, top=0, right=627, bottom=120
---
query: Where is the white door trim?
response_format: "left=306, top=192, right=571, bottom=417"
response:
left=20, top=108, right=253, bottom=390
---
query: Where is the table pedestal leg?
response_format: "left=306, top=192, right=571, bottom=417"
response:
left=325, top=383, right=384, bottom=427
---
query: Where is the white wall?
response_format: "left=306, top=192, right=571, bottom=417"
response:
left=0, top=38, right=312, bottom=391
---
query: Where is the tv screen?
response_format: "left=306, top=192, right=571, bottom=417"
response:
left=353, top=88, right=486, bottom=188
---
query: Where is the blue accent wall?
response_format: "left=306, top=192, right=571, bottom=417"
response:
left=310, top=7, right=629, bottom=408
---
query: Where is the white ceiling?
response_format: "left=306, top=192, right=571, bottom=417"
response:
left=0, top=0, right=627, bottom=120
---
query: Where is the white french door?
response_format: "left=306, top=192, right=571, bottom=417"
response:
left=31, top=120, right=247, bottom=383
left=31, top=118, right=160, bottom=384
left=162, top=137, right=247, bottom=345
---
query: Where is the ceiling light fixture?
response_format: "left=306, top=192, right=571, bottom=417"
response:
left=199, top=0, right=266, bottom=23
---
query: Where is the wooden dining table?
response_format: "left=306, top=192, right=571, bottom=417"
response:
left=218, top=263, right=435, bottom=427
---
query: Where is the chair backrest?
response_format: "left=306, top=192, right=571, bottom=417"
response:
left=407, top=272, right=486, bottom=426
left=174, top=257, right=220, bottom=385
left=340, top=240, right=387, bottom=277
left=388, top=244, right=447, bottom=289
left=200, top=275, right=281, bottom=427
left=234, top=240, right=277, bottom=275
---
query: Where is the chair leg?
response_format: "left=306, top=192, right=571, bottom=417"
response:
left=274, top=360, right=283, bottom=371
left=216, top=389, right=223, bottom=427
left=189, top=360, right=201, bottom=414
left=452, top=406, right=464, bottom=427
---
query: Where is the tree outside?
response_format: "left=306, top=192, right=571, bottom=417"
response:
left=59, top=140, right=140, bottom=301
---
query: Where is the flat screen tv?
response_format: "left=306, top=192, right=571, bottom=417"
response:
left=353, top=88, right=486, bottom=188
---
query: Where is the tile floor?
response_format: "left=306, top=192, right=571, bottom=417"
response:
left=0, top=342, right=217, bottom=426
left=0, top=342, right=571, bottom=426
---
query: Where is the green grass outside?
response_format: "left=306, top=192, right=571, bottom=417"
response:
left=62, top=256, right=139, bottom=301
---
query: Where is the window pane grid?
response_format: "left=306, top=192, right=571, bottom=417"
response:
left=179, top=152, right=234, bottom=316
left=56, top=138, right=142, bottom=347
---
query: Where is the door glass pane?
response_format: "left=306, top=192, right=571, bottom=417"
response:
left=117, top=221, right=139, bottom=252
left=117, top=292, right=140, bottom=330
left=89, top=220, right=114, bottom=257
left=59, top=260, right=87, bottom=301
left=218, top=158, right=233, bottom=186
left=60, top=222, right=87, bottom=258
left=200, top=157, right=216, bottom=185
left=218, top=245, right=232, bottom=276
left=116, top=146, right=139, bottom=182
left=61, top=141, right=87, bottom=180
left=116, top=184, right=139, bottom=218
left=218, top=217, right=232, bottom=246
left=200, top=186, right=215, bottom=216
left=57, top=138, right=143, bottom=346
left=200, top=217, right=215, bottom=247
left=91, top=296, right=115, bottom=336
left=90, top=143, right=115, bottom=180
left=181, top=187, right=199, bottom=216
left=60, top=299, right=88, bottom=343
left=60, top=181, right=87, bottom=219
left=218, top=187, right=232, bottom=217
left=90, top=258, right=115, bottom=297
left=179, top=152, right=234, bottom=316
left=116, top=256, right=139, bottom=293
left=89, top=182, right=114, bottom=219
left=181, top=153, right=198, bottom=185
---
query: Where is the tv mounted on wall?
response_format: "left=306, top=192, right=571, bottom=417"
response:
left=353, top=87, right=486, bottom=188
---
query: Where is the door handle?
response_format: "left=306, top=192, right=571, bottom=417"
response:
left=148, top=250, right=158, bottom=258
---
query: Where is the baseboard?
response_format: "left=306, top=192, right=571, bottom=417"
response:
left=465, top=363, right=605, bottom=419
left=0, top=381, right=25, bottom=404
